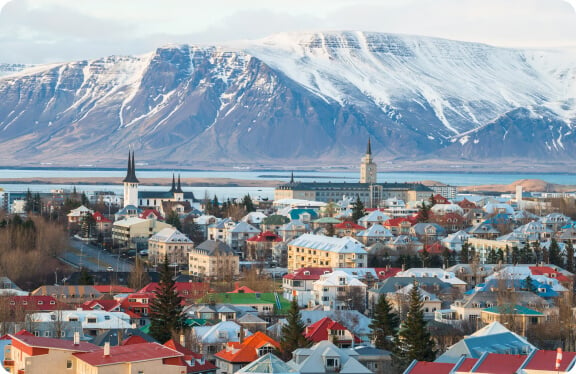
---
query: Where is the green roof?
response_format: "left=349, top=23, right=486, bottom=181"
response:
left=202, top=292, right=291, bottom=313
left=483, top=305, right=543, bottom=316
left=262, top=215, right=290, bottom=225
left=313, top=217, right=342, bottom=224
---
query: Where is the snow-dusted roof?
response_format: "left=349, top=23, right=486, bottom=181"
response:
left=288, top=234, right=366, bottom=254
left=149, top=228, right=192, bottom=243
left=356, top=224, right=393, bottom=238
left=313, top=271, right=367, bottom=287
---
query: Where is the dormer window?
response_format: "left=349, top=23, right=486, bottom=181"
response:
left=325, top=357, right=340, bottom=369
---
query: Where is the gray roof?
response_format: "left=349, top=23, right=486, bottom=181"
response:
left=195, top=240, right=234, bottom=255
left=237, top=353, right=299, bottom=374
left=288, top=341, right=372, bottom=374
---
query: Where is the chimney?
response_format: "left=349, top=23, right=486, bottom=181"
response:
left=73, top=332, right=80, bottom=345
left=180, top=334, right=185, bottom=346
left=104, top=341, right=111, bottom=357
left=239, top=326, right=245, bottom=343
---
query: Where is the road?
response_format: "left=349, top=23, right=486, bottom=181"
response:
left=63, top=238, right=134, bottom=272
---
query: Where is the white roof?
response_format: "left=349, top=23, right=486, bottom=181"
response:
left=356, top=224, right=393, bottom=238
left=193, top=321, right=252, bottom=344
left=288, top=234, right=366, bottom=254
left=395, top=268, right=467, bottom=286
left=113, top=217, right=148, bottom=227
left=273, top=198, right=326, bottom=208
left=149, top=228, right=192, bottom=243
left=314, top=271, right=367, bottom=287
left=29, top=310, right=131, bottom=329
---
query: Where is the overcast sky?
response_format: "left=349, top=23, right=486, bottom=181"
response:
left=1, top=0, right=575, bottom=64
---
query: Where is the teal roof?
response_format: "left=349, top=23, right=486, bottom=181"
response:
left=483, top=305, right=543, bottom=316
left=288, top=209, right=318, bottom=220
left=202, top=293, right=291, bottom=314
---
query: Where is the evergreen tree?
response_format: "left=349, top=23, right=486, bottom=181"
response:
left=242, top=194, right=256, bottom=213
left=549, top=238, right=563, bottom=267
left=393, top=282, right=436, bottom=370
left=532, top=242, right=542, bottom=264
left=279, top=297, right=311, bottom=360
left=149, top=255, right=186, bottom=343
left=497, top=248, right=505, bottom=263
left=81, top=213, right=96, bottom=239
left=369, top=294, right=399, bottom=351
left=459, top=242, right=470, bottom=264
left=420, top=247, right=430, bottom=267
left=566, top=242, right=575, bottom=273
left=525, top=275, right=537, bottom=293
left=487, top=249, right=497, bottom=264
left=442, top=248, right=452, bottom=268
left=417, top=202, right=431, bottom=223
left=519, top=242, right=530, bottom=264
left=165, top=210, right=182, bottom=231
left=24, top=189, right=33, bottom=213
left=512, top=246, right=520, bottom=264
left=78, top=268, right=94, bottom=285
left=351, top=195, right=366, bottom=222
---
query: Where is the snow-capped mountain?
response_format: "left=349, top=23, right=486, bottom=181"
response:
left=0, top=31, right=575, bottom=168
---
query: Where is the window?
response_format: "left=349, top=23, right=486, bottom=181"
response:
left=67, top=360, right=73, bottom=369
left=87, top=317, right=97, bottom=323
left=326, top=358, right=340, bottom=368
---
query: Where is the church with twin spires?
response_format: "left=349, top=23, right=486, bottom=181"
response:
left=118, top=151, right=199, bottom=218
left=274, top=139, right=433, bottom=208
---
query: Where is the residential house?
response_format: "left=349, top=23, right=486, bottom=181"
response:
left=358, top=210, right=391, bottom=228
left=148, top=227, right=194, bottom=266
left=245, top=231, right=282, bottom=261
left=333, top=221, right=366, bottom=237
left=235, top=353, right=298, bottom=374
left=481, top=305, right=545, bottom=336
left=4, top=332, right=99, bottom=374
left=188, top=240, right=240, bottom=279
left=73, top=342, right=187, bottom=373
left=288, top=340, right=372, bottom=374
left=29, top=310, right=132, bottom=338
left=31, top=285, right=103, bottom=306
left=282, top=267, right=332, bottom=307
left=304, top=317, right=361, bottom=348
left=287, top=234, right=368, bottom=271
left=355, top=224, right=393, bottom=245
left=191, top=321, right=253, bottom=362
left=311, top=271, right=368, bottom=312
left=112, top=217, right=173, bottom=251
left=67, top=205, right=94, bottom=225
left=214, top=331, right=280, bottom=374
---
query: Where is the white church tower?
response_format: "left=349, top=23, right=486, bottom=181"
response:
left=360, top=138, right=377, bottom=184
left=123, top=151, right=139, bottom=207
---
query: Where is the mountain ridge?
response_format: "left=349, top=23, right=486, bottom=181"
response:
left=0, top=31, right=575, bottom=168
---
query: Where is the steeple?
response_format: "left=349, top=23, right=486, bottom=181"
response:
left=176, top=174, right=183, bottom=193
left=366, top=137, right=372, bottom=155
left=123, top=150, right=139, bottom=183
left=170, top=174, right=176, bottom=192
left=290, top=171, right=294, bottom=184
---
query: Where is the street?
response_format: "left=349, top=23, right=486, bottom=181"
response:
left=64, top=238, right=134, bottom=272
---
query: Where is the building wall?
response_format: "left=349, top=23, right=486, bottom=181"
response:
left=287, top=245, right=367, bottom=271
left=10, top=344, right=79, bottom=374
left=188, top=251, right=240, bottom=278
left=148, top=240, right=192, bottom=265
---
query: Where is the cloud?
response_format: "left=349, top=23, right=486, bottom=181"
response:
left=0, top=0, right=574, bottom=63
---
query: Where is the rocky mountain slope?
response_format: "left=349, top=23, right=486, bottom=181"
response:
left=0, top=31, right=575, bottom=168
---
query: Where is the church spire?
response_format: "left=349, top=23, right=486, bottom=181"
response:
left=176, top=174, right=183, bottom=193
left=123, top=150, right=139, bottom=183
left=290, top=170, right=294, bottom=184
left=170, top=174, right=176, bottom=192
left=366, top=137, right=372, bottom=155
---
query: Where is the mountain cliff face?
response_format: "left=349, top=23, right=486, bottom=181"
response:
left=0, top=31, right=575, bottom=168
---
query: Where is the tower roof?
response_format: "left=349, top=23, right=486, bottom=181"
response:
left=123, top=151, right=140, bottom=183
left=366, top=137, right=372, bottom=155
left=176, top=174, right=183, bottom=193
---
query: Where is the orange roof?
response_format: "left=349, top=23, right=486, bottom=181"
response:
left=214, top=332, right=279, bottom=363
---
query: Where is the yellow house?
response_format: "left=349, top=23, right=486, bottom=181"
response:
left=188, top=240, right=239, bottom=279
left=287, top=234, right=368, bottom=271
left=5, top=332, right=99, bottom=374
left=148, top=227, right=194, bottom=266
left=73, top=342, right=187, bottom=374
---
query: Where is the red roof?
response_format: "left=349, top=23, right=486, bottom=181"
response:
left=93, top=211, right=112, bottom=223
left=432, top=194, right=450, bottom=204
left=304, top=317, right=361, bottom=344
left=530, top=266, right=572, bottom=283
left=419, top=242, right=447, bottom=255
left=81, top=299, right=121, bottom=312
left=246, top=231, right=282, bottom=242
left=283, top=267, right=332, bottom=280
left=138, top=282, right=211, bottom=299
left=139, top=209, right=164, bottom=220
left=74, top=342, right=183, bottom=367
left=164, top=339, right=202, bottom=360
left=374, top=267, right=402, bottom=280
left=121, top=335, right=148, bottom=346
left=5, top=296, right=63, bottom=311
left=164, top=339, right=219, bottom=373
left=92, top=285, right=134, bottom=294
left=524, top=350, right=576, bottom=371
left=458, top=199, right=478, bottom=209
left=215, top=332, right=279, bottom=363
left=406, top=361, right=455, bottom=374
left=334, top=221, right=365, bottom=230
left=456, top=358, right=478, bottom=372
left=474, top=353, right=528, bottom=374
left=11, top=333, right=99, bottom=352
left=383, top=217, right=413, bottom=227
left=227, top=285, right=257, bottom=294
